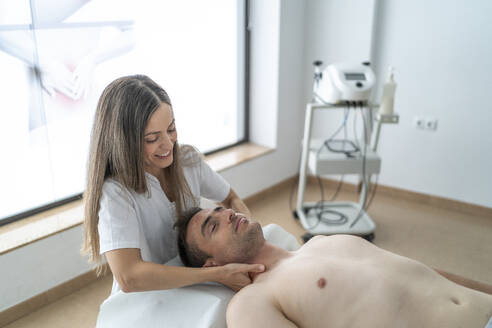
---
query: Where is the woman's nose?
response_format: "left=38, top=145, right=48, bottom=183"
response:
left=160, top=134, right=173, bottom=149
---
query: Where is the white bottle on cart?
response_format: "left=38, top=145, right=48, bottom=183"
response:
left=379, top=67, right=397, bottom=115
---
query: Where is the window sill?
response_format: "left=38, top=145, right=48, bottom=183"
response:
left=0, top=143, right=273, bottom=255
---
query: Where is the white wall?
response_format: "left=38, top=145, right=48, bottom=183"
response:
left=247, top=0, right=279, bottom=149
left=303, top=0, right=375, bottom=138
left=302, top=0, right=492, bottom=207
left=0, top=226, right=92, bottom=312
left=0, top=0, right=307, bottom=312
left=370, top=0, right=492, bottom=207
left=221, top=0, right=306, bottom=196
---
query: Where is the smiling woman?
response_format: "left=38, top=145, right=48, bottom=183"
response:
left=82, top=75, right=264, bottom=300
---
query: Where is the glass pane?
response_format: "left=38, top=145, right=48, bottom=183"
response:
left=0, top=0, right=244, bottom=222
left=34, top=25, right=130, bottom=200
left=0, top=38, right=54, bottom=219
left=0, top=0, right=31, bottom=25
left=128, top=0, right=240, bottom=152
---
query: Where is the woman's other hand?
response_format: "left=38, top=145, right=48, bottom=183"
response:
left=221, top=189, right=251, bottom=217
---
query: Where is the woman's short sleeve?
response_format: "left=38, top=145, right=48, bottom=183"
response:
left=198, top=158, right=231, bottom=203
left=98, top=180, right=141, bottom=254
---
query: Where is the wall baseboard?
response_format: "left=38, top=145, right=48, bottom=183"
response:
left=2, top=176, right=490, bottom=326
left=0, top=264, right=109, bottom=327
left=306, top=175, right=492, bottom=218
left=374, top=183, right=492, bottom=218
left=246, top=175, right=492, bottom=218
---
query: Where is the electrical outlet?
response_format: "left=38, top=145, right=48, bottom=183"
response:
left=425, top=118, right=438, bottom=131
left=413, top=117, right=425, bottom=129
left=414, top=116, right=438, bottom=131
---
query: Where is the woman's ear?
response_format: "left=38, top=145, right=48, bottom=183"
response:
left=203, top=258, right=218, bottom=267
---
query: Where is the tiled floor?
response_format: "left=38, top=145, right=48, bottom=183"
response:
left=4, top=180, right=492, bottom=327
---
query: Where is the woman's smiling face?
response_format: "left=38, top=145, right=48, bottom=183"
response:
left=142, top=102, right=177, bottom=177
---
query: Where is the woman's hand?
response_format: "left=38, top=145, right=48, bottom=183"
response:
left=217, top=263, right=265, bottom=291
left=221, top=189, right=251, bottom=217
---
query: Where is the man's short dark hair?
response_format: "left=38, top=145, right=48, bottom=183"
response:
left=174, top=206, right=210, bottom=267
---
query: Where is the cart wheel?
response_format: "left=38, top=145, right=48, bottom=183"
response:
left=362, top=233, right=375, bottom=242
left=302, top=233, right=314, bottom=243
left=292, top=210, right=299, bottom=220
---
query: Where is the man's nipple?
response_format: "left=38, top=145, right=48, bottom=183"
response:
left=317, top=277, right=326, bottom=289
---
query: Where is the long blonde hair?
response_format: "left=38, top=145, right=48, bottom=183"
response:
left=82, top=75, right=193, bottom=274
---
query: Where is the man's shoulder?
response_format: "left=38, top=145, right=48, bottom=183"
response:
left=228, top=283, right=271, bottom=314
left=230, top=283, right=266, bottom=304
left=298, top=234, right=328, bottom=250
left=227, top=284, right=277, bottom=324
left=227, top=283, right=297, bottom=327
left=304, top=234, right=324, bottom=244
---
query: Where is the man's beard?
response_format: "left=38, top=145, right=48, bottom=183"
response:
left=225, top=221, right=264, bottom=264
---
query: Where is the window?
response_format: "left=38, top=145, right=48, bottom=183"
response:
left=0, top=0, right=248, bottom=224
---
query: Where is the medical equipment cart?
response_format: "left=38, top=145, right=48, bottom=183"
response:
left=294, top=102, right=398, bottom=242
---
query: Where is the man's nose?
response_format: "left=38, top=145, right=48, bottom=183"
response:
left=222, top=209, right=235, bottom=222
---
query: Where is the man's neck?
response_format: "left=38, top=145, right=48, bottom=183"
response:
left=246, top=242, right=291, bottom=282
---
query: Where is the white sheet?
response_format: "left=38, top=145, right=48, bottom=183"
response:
left=96, top=224, right=300, bottom=328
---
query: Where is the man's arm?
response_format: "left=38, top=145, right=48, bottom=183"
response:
left=227, top=291, right=298, bottom=328
left=435, top=269, right=492, bottom=295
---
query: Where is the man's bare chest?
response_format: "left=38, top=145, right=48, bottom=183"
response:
left=253, top=237, right=434, bottom=326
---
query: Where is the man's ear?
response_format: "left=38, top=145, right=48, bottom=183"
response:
left=203, top=258, right=218, bottom=267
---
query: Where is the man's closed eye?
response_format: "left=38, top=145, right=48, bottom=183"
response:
left=210, top=223, right=217, bottom=235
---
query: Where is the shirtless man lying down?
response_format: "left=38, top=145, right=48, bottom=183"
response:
left=174, top=206, right=492, bottom=328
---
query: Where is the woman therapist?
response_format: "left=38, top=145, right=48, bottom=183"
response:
left=82, top=75, right=264, bottom=294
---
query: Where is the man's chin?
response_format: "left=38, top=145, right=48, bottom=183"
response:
left=251, top=221, right=264, bottom=237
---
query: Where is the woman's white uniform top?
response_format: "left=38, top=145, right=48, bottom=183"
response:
left=98, top=149, right=230, bottom=294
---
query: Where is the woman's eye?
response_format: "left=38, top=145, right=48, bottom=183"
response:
left=145, top=138, right=158, bottom=143
left=211, top=223, right=217, bottom=233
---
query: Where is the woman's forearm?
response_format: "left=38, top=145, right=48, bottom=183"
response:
left=230, top=197, right=250, bottom=217
left=120, top=261, right=220, bottom=292
left=221, top=189, right=251, bottom=217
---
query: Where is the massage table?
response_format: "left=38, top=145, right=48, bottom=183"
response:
left=96, top=224, right=301, bottom=328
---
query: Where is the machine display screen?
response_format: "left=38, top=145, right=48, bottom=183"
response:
left=345, top=73, right=366, bottom=81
